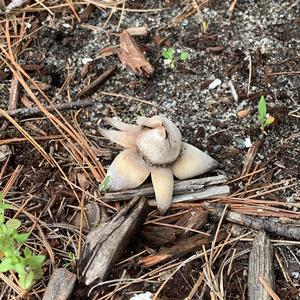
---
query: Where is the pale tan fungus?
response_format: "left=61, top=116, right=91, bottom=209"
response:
left=100, top=115, right=218, bottom=214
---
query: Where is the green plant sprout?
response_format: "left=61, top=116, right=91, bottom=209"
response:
left=100, top=175, right=111, bottom=193
left=201, top=20, right=209, bottom=34
left=0, top=192, right=45, bottom=289
left=63, top=252, right=76, bottom=269
left=258, top=96, right=275, bottom=132
left=161, top=48, right=189, bottom=68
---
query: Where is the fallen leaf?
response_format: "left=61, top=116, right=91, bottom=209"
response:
left=118, top=30, right=154, bottom=76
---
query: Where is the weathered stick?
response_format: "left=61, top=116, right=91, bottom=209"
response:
left=0, top=99, right=94, bottom=120
left=204, top=202, right=300, bottom=240
left=8, top=74, right=20, bottom=111
left=79, top=196, right=149, bottom=286
left=248, top=232, right=274, bottom=300
left=242, top=140, right=261, bottom=175
left=42, top=268, right=76, bottom=300
left=139, top=230, right=227, bottom=267
left=77, top=65, right=117, bottom=97
left=103, top=175, right=229, bottom=202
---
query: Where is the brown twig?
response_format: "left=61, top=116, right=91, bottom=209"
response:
left=204, top=202, right=300, bottom=239
left=77, top=65, right=117, bottom=98
left=0, top=99, right=94, bottom=120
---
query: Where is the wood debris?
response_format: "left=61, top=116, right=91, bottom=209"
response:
left=204, top=202, right=300, bottom=240
left=139, top=230, right=227, bottom=267
left=103, top=174, right=230, bottom=202
left=118, top=29, right=154, bottom=76
left=248, top=232, right=275, bottom=300
left=0, top=99, right=94, bottom=120
left=77, top=65, right=117, bottom=97
left=79, top=196, right=149, bottom=286
left=42, top=268, right=76, bottom=300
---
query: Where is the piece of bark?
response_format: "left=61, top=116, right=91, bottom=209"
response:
left=77, top=65, right=117, bottom=97
left=80, top=4, right=95, bottom=21
left=248, top=232, right=274, bottom=300
left=204, top=202, right=300, bottom=240
left=8, top=75, right=20, bottom=110
left=139, top=230, right=227, bottom=267
left=175, top=208, right=208, bottom=238
left=79, top=196, right=149, bottom=286
left=242, top=140, right=262, bottom=175
left=126, top=27, right=148, bottom=36
left=140, top=226, right=177, bottom=246
left=141, top=208, right=208, bottom=246
left=0, top=99, right=94, bottom=120
left=97, top=46, right=120, bottom=59
left=118, top=29, right=154, bottom=76
left=42, top=268, right=76, bottom=300
left=103, top=175, right=228, bottom=202
left=206, top=46, right=224, bottom=53
left=71, top=201, right=101, bottom=230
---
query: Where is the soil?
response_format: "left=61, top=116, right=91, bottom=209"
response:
left=0, top=0, right=300, bottom=299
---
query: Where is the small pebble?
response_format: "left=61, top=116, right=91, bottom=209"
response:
left=208, top=79, right=221, bottom=89
left=237, top=108, right=251, bottom=118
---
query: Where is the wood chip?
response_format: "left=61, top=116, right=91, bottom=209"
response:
left=97, top=46, right=120, bottom=59
left=206, top=46, right=224, bottom=53
left=79, top=196, right=149, bottom=286
left=42, top=268, right=76, bottom=300
left=126, top=26, right=148, bottom=36
left=139, top=230, right=227, bottom=267
left=248, top=232, right=275, bottom=300
left=242, top=140, right=262, bottom=175
left=118, top=29, right=154, bottom=76
left=237, top=108, right=251, bottom=118
left=71, top=202, right=101, bottom=230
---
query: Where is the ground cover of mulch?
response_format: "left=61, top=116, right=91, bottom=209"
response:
left=0, top=0, right=299, bottom=299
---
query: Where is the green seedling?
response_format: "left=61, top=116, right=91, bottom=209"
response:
left=0, top=192, right=45, bottom=289
left=161, top=48, right=189, bottom=68
left=100, top=175, right=111, bottom=193
left=63, top=252, right=76, bottom=269
left=258, top=96, right=275, bottom=132
left=201, top=20, right=209, bottom=34
left=179, top=51, right=189, bottom=61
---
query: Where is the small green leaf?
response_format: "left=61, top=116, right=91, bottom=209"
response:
left=162, top=48, right=175, bottom=60
left=179, top=51, right=189, bottom=61
left=14, top=233, right=30, bottom=244
left=6, top=219, right=21, bottom=230
left=19, top=271, right=34, bottom=289
left=0, top=257, right=13, bottom=272
left=258, top=96, right=267, bottom=124
left=25, top=255, right=45, bottom=268
left=15, top=262, right=26, bottom=275
left=24, top=247, right=32, bottom=257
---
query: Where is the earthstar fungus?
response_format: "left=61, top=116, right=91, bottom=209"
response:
left=100, top=115, right=218, bottom=214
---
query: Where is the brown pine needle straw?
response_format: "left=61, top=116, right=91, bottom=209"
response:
left=258, top=277, right=281, bottom=300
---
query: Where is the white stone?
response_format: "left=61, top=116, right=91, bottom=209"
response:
left=244, top=137, right=252, bottom=148
left=130, top=292, right=153, bottom=300
left=208, top=79, right=221, bottom=89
